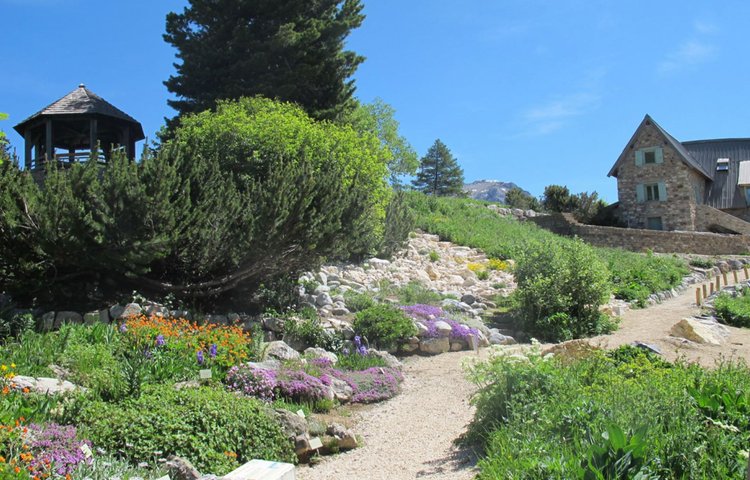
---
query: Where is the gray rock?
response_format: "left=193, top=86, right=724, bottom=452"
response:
left=401, top=343, right=419, bottom=353
left=670, top=318, right=730, bottom=345
left=295, top=434, right=312, bottom=456
left=316, top=293, right=333, bottom=307
left=263, top=316, right=285, bottom=333
left=434, top=320, right=453, bottom=336
left=145, top=305, right=169, bottom=317
left=41, top=312, right=55, bottom=331
left=328, top=377, right=354, bottom=402
left=332, top=307, right=350, bottom=316
left=316, top=271, right=328, bottom=286
left=263, top=341, right=301, bottom=361
left=419, top=337, right=450, bottom=354
left=313, top=285, right=331, bottom=295
left=274, top=408, right=309, bottom=440
left=166, top=456, right=201, bottom=480
left=56, top=311, right=83, bottom=325
left=511, top=208, right=525, bottom=217
left=729, top=259, right=744, bottom=270
left=205, top=314, right=228, bottom=325
left=245, top=359, right=282, bottom=371
left=367, top=349, right=402, bottom=369
left=489, top=332, right=517, bottom=345
left=450, top=342, right=464, bottom=351
left=13, top=376, right=80, bottom=395
left=525, top=209, right=537, bottom=218
left=304, top=347, right=338, bottom=365
left=327, top=423, right=358, bottom=450
left=631, top=341, right=663, bottom=356
left=111, top=303, right=141, bottom=320
left=460, top=293, right=476, bottom=305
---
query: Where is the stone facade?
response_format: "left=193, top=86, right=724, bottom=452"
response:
left=615, top=122, right=703, bottom=231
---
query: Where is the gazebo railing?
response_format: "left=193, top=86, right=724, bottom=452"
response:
left=29, top=152, right=108, bottom=171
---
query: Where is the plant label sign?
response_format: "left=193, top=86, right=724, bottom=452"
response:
left=309, top=436, right=324, bottom=450
left=296, top=409, right=306, bottom=418
left=199, top=369, right=212, bottom=380
left=79, top=444, right=93, bottom=459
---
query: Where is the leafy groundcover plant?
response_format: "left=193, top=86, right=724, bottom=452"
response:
left=466, top=344, right=750, bottom=479
left=76, top=384, right=295, bottom=476
left=714, top=288, right=750, bottom=328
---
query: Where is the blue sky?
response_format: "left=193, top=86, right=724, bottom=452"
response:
left=2, top=1, right=750, bottom=202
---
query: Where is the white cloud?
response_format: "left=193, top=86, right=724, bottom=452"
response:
left=694, top=20, right=717, bottom=35
left=518, top=92, right=601, bottom=136
left=658, top=40, right=715, bottom=74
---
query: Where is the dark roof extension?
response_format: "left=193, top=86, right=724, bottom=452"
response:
left=13, top=84, right=144, bottom=140
left=683, top=138, right=750, bottom=210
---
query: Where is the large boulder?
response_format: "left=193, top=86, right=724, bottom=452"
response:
left=304, top=347, right=338, bottom=365
left=419, top=337, right=450, bottom=355
left=12, top=376, right=80, bottom=395
left=263, top=341, right=301, bottom=362
left=367, top=349, right=402, bottom=369
left=670, top=317, right=730, bottom=345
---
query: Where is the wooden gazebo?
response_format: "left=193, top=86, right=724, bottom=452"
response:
left=13, top=84, right=145, bottom=173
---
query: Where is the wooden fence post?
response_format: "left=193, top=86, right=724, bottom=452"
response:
left=723, top=272, right=728, bottom=286
left=734, top=270, right=739, bottom=284
left=696, top=288, right=701, bottom=306
left=744, top=265, right=749, bottom=279
left=702, top=284, right=708, bottom=299
left=716, top=276, right=721, bottom=291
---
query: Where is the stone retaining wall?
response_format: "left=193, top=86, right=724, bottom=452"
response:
left=530, top=213, right=750, bottom=255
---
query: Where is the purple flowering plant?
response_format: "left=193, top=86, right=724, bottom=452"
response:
left=401, top=304, right=479, bottom=343
left=27, top=423, right=92, bottom=477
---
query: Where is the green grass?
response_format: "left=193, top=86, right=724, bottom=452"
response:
left=466, top=345, right=750, bottom=478
left=714, top=289, right=750, bottom=328
left=407, top=192, right=688, bottom=305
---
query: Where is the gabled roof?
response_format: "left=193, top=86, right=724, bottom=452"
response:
left=607, top=114, right=713, bottom=180
left=14, top=84, right=144, bottom=139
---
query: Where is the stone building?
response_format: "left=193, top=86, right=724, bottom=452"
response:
left=608, top=115, right=750, bottom=234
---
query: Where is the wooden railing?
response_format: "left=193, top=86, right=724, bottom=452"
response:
left=29, top=152, right=108, bottom=171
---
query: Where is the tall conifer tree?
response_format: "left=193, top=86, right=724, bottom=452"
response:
left=412, top=139, right=465, bottom=196
left=163, top=0, right=365, bottom=123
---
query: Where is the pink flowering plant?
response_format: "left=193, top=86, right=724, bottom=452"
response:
left=226, top=358, right=403, bottom=405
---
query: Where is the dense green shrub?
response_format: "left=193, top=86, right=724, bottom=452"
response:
left=514, top=239, right=614, bottom=341
left=377, top=189, right=415, bottom=258
left=0, top=98, right=392, bottom=307
left=77, top=385, right=295, bottom=475
left=714, top=289, right=750, bottom=328
left=353, top=304, right=417, bottom=350
left=392, top=281, right=443, bottom=305
left=466, top=345, right=750, bottom=479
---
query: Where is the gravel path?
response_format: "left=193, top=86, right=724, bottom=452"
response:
left=297, top=350, right=483, bottom=480
left=590, top=277, right=750, bottom=367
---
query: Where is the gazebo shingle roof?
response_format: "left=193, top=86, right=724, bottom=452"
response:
left=14, top=84, right=144, bottom=140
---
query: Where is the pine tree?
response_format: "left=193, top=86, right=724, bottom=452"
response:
left=163, top=0, right=365, bottom=123
left=412, top=139, right=465, bottom=196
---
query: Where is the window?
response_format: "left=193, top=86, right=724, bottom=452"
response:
left=636, top=147, right=663, bottom=166
left=636, top=182, right=667, bottom=203
left=647, top=217, right=663, bottom=230
left=717, top=158, right=729, bottom=172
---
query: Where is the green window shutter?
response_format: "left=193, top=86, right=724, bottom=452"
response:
left=658, top=182, right=667, bottom=201
left=635, top=150, right=644, bottom=166
left=636, top=184, right=645, bottom=203
left=655, top=147, right=664, bottom=164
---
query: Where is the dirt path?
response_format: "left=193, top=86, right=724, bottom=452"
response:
left=590, top=279, right=750, bottom=367
left=297, top=350, right=483, bottom=480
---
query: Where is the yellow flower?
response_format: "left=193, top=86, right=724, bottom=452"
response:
left=10, top=363, right=15, bottom=369
left=0, top=365, right=6, bottom=371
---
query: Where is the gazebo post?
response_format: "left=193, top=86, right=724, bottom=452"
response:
left=44, top=119, right=53, bottom=163
left=23, top=129, right=32, bottom=170
left=89, top=118, right=98, bottom=160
